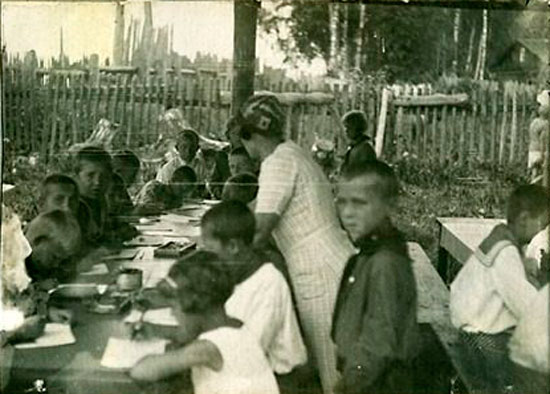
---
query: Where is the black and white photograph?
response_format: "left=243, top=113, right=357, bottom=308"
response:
left=0, top=0, right=549, bottom=393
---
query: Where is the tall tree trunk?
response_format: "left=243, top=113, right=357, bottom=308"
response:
left=464, top=25, right=476, bottom=75
left=141, top=1, right=154, bottom=72
left=232, top=0, right=259, bottom=115
left=474, top=10, right=488, bottom=80
left=113, top=2, right=125, bottom=66
left=328, top=2, right=340, bottom=76
left=453, top=9, right=461, bottom=74
left=354, top=3, right=366, bottom=70
left=341, top=4, right=349, bottom=76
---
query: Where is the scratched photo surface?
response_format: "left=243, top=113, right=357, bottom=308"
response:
left=1, top=1, right=548, bottom=393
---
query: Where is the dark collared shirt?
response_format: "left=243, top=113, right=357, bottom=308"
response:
left=341, top=135, right=376, bottom=171
left=331, top=221, right=422, bottom=391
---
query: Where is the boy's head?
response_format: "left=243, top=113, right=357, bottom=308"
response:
left=337, top=160, right=399, bottom=242
left=25, top=210, right=82, bottom=277
left=176, top=130, right=200, bottom=163
left=75, top=146, right=113, bottom=201
left=228, top=147, right=257, bottom=175
left=221, top=173, right=259, bottom=205
left=200, top=200, right=255, bottom=257
left=39, top=174, right=80, bottom=215
left=342, top=110, right=368, bottom=141
left=111, top=150, right=140, bottom=186
left=507, top=185, right=550, bottom=245
left=170, top=165, right=197, bottom=200
left=166, top=251, right=234, bottom=336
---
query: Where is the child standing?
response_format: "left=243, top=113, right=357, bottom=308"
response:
left=130, top=251, right=279, bottom=394
left=333, top=160, right=422, bottom=394
left=450, top=184, right=549, bottom=392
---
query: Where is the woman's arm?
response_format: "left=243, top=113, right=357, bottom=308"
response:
left=130, top=339, right=222, bottom=382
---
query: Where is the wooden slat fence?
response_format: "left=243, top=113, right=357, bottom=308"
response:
left=3, top=59, right=542, bottom=170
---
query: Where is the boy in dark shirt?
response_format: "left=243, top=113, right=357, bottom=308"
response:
left=340, top=111, right=376, bottom=172
left=333, top=160, right=422, bottom=394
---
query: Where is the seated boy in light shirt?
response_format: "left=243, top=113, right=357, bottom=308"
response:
left=200, top=201, right=307, bottom=376
left=450, top=184, right=550, bottom=393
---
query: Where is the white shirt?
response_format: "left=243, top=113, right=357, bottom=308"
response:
left=155, top=156, right=185, bottom=184
left=192, top=326, right=279, bottom=394
left=225, top=263, right=307, bottom=374
left=450, top=244, right=537, bottom=334
left=509, top=285, right=549, bottom=374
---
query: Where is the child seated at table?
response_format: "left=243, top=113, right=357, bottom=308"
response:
left=38, top=174, right=80, bottom=215
left=156, top=129, right=200, bottom=184
left=111, top=149, right=141, bottom=189
left=333, top=160, right=422, bottom=394
left=134, top=165, right=197, bottom=216
left=221, top=173, right=258, bottom=206
left=228, top=147, right=258, bottom=176
left=25, top=210, right=82, bottom=283
left=130, top=251, right=280, bottom=394
left=1, top=205, right=72, bottom=350
left=200, top=201, right=307, bottom=375
left=74, top=146, right=113, bottom=242
left=450, top=184, right=549, bottom=392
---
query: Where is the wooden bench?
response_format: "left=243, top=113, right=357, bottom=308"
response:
left=408, top=242, right=476, bottom=393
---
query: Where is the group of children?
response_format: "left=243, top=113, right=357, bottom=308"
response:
left=2, top=99, right=548, bottom=394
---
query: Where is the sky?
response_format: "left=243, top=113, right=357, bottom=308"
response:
left=1, top=1, right=326, bottom=76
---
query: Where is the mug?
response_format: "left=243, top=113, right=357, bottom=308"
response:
left=117, top=268, right=143, bottom=291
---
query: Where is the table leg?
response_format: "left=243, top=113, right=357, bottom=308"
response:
left=436, top=222, right=450, bottom=285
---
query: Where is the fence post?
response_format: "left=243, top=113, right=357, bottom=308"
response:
left=498, top=84, right=509, bottom=165
left=375, top=88, right=391, bottom=158
left=509, top=83, right=518, bottom=164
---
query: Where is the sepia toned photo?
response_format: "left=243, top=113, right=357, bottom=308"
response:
left=0, top=0, right=548, bottom=393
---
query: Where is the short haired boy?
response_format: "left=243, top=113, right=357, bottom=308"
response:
left=228, top=147, right=258, bottom=176
left=340, top=110, right=376, bottom=172
left=135, top=166, right=197, bottom=215
left=38, top=174, right=80, bottom=215
left=111, top=149, right=140, bottom=188
left=200, top=201, right=307, bottom=375
left=221, top=173, right=259, bottom=206
left=450, top=184, right=550, bottom=392
left=333, top=160, right=422, bottom=394
left=25, top=210, right=82, bottom=283
left=74, top=146, right=113, bottom=243
left=156, top=130, right=200, bottom=184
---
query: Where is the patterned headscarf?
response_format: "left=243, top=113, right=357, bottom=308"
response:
left=239, top=93, right=286, bottom=137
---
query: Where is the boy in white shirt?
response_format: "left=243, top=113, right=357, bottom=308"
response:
left=450, top=184, right=549, bottom=392
left=200, top=201, right=307, bottom=376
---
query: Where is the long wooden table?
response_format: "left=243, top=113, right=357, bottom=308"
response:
left=7, top=210, right=459, bottom=394
left=436, top=217, right=505, bottom=283
left=5, top=206, right=209, bottom=394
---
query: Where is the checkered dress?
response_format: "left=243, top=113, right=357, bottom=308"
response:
left=256, top=140, right=355, bottom=393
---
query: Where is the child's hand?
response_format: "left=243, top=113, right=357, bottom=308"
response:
left=14, top=316, right=46, bottom=342
left=48, top=306, right=73, bottom=324
left=129, top=322, right=156, bottom=341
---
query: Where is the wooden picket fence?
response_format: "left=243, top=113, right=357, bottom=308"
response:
left=2, top=59, right=542, bottom=170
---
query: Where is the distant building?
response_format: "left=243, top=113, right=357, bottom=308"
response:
left=489, top=39, right=549, bottom=82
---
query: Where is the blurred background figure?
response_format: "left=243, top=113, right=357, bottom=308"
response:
left=528, top=90, right=549, bottom=185
left=311, top=138, right=336, bottom=181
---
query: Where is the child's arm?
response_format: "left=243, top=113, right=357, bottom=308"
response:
left=492, top=246, right=538, bottom=318
left=130, top=339, right=222, bottom=382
